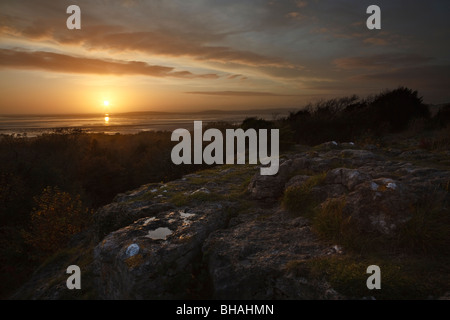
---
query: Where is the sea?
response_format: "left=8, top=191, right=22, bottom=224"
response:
left=0, top=109, right=293, bottom=137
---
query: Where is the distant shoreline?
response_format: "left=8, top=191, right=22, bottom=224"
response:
left=0, top=107, right=297, bottom=118
left=0, top=108, right=293, bottom=137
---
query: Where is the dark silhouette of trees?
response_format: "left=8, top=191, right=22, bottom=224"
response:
left=282, top=87, right=432, bottom=145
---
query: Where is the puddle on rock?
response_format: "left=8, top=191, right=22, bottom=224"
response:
left=180, top=212, right=196, bottom=219
left=146, top=227, right=173, bottom=240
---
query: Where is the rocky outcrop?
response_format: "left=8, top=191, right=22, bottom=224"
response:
left=248, top=144, right=450, bottom=237
left=247, top=159, right=296, bottom=201
left=13, top=141, right=450, bottom=300
left=94, top=199, right=174, bottom=240
left=93, top=204, right=228, bottom=299
left=202, top=208, right=343, bottom=299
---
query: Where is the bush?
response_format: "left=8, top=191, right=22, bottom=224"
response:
left=282, top=172, right=326, bottom=217
left=398, top=194, right=450, bottom=255
left=366, top=87, right=430, bottom=132
left=23, top=186, right=92, bottom=258
left=313, top=198, right=352, bottom=243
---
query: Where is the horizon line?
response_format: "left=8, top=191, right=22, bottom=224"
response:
left=0, top=107, right=301, bottom=117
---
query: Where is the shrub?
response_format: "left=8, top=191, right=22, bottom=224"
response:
left=313, top=198, right=350, bottom=243
left=282, top=172, right=326, bottom=217
left=311, top=197, right=386, bottom=252
left=23, top=186, right=92, bottom=258
left=366, top=87, right=430, bottom=132
left=398, top=194, right=450, bottom=255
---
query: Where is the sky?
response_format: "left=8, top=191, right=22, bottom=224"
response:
left=0, top=0, right=449, bottom=114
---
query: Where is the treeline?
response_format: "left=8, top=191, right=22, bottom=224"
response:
left=285, top=87, right=450, bottom=145
left=243, top=87, right=450, bottom=147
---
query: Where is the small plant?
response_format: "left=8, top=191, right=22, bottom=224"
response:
left=313, top=197, right=349, bottom=243
left=312, top=197, right=387, bottom=253
left=282, top=172, right=327, bottom=217
left=301, top=255, right=447, bottom=299
left=398, top=195, right=450, bottom=256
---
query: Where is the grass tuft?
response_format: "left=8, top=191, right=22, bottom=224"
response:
left=398, top=194, right=450, bottom=256
left=282, top=172, right=327, bottom=217
left=288, top=255, right=450, bottom=300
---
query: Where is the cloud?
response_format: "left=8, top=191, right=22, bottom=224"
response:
left=0, top=48, right=220, bottom=79
left=1, top=19, right=298, bottom=70
left=363, top=37, right=388, bottom=46
left=286, top=12, right=304, bottom=20
left=1, top=0, right=449, bottom=104
left=0, top=0, right=307, bottom=72
left=226, top=74, right=248, bottom=81
left=332, top=64, right=450, bottom=102
left=296, top=1, right=308, bottom=8
left=353, top=65, right=450, bottom=89
left=185, top=91, right=299, bottom=97
left=334, top=53, right=433, bottom=70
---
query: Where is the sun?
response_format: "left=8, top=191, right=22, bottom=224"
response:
left=103, top=100, right=110, bottom=107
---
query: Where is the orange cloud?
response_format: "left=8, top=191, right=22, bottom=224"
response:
left=363, top=37, right=388, bottom=46
left=296, top=1, right=308, bottom=8
left=1, top=20, right=297, bottom=70
left=0, top=48, right=220, bottom=79
left=286, top=12, right=305, bottom=20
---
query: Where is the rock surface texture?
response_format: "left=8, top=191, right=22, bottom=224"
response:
left=13, top=143, right=450, bottom=300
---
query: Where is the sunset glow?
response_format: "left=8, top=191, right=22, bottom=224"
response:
left=0, top=1, right=449, bottom=114
left=1, top=1, right=450, bottom=302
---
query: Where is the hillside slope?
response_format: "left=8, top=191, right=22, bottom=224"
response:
left=12, top=140, right=450, bottom=300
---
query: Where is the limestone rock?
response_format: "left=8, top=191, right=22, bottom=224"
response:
left=202, top=209, right=342, bottom=299
left=285, top=175, right=310, bottom=189
left=13, top=142, right=450, bottom=300
left=93, top=204, right=229, bottom=299
left=247, top=159, right=295, bottom=201
left=325, top=168, right=370, bottom=191
left=94, top=201, right=174, bottom=240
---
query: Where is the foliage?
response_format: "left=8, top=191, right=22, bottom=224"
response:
left=398, top=193, right=450, bottom=256
left=280, top=87, right=432, bottom=145
left=296, top=255, right=450, bottom=299
left=22, top=186, right=92, bottom=257
left=282, top=172, right=327, bottom=217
